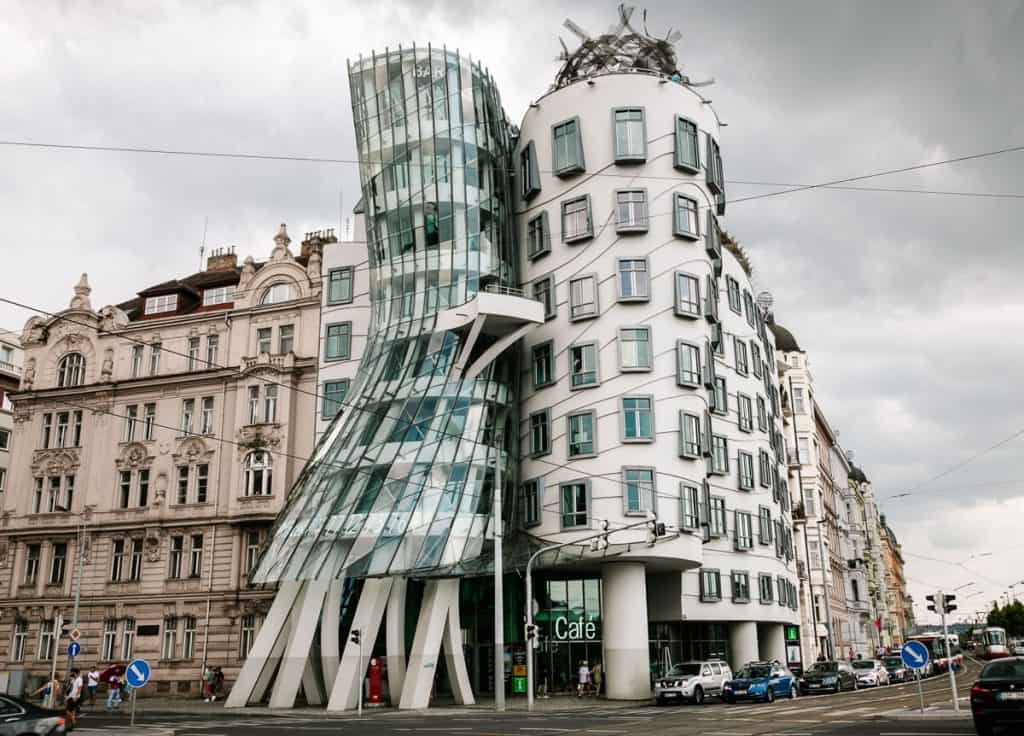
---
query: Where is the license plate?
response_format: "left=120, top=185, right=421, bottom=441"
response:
left=662, top=692, right=678, bottom=698
left=809, top=684, right=821, bottom=689
left=999, top=692, right=1024, bottom=701
left=735, top=689, right=747, bottom=695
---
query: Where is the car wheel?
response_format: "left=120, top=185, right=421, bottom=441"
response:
left=973, top=716, right=994, bottom=736
left=764, top=687, right=775, bottom=704
left=693, top=686, right=704, bottom=705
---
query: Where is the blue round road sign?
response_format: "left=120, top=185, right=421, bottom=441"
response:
left=125, top=659, right=152, bottom=688
left=901, top=640, right=930, bottom=669
left=67, top=641, right=81, bottom=658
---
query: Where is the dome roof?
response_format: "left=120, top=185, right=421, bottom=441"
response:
left=768, top=321, right=801, bottom=352
left=849, top=465, right=869, bottom=484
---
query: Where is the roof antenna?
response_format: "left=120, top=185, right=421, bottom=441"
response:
left=199, top=216, right=209, bottom=270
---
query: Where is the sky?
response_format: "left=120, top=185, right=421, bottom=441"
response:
left=1, top=0, right=1023, bottom=627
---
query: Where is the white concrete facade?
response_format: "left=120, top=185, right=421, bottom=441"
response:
left=0, top=335, right=22, bottom=506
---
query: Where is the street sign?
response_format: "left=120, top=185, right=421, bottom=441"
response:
left=67, top=642, right=81, bottom=658
left=901, top=640, right=930, bottom=670
left=513, top=676, right=527, bottom=694
left=69, top=628, right=81, bottom=641
left=126, top=659, right=152, bottom=688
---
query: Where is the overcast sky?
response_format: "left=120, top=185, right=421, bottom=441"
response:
left=2, top=0, right=1023, bottom=626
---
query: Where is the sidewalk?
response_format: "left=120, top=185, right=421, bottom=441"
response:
left=880, top=697, right=971, bottom=720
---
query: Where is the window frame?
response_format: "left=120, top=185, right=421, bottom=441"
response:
left=614, top=188, right=649, bottom=234
left=712, top=376, right=728, bottom=416
left=612, top=107, right=647, bottom=163
left=531, top=275, right=557, bottom=321
left=620, top=394, right=655, bottom=443
left=674, top=271, right=701, bottom=319
left=699, top=568, right=722, bottom=602
left=327, top=267, right=355, bottom=305
left=560, top=194, right=594, bottom=243
left=559, top=479, right=591, bottom=530
left=325, top=322, right=353, bottom=361
left=322, top=379, right=350, bottom=419
left=521, top=478, right=542, bottom=528
left=738, top=451, right=755, bottom=491
left=709, top=434, right=729, bottom=476
left=566, top=409, right=598, bottom=459
left=673, top=193, right=700, bottom=240
left=731, top=570, right=751, bottom=603
left=568, top=274, right=599, bottom=321
left=674, top=115, right=700, bottom=173
left=681, top=483, right=701, bottom=531
left=622, top=465, right=656, bottom=516
left=737, top=393, right=753, bottom=433
left=551, top=116, right=586, bottom=177
left=526, top=210, right=551, bottom=260
left=520, top=140, right=541, bottom=200
left=679, top=410, right=703, bottom=460
left=617, top=326, right=652, bottom=372
left=531, top=340, right=555, bottom=390
left=528, top=408, right=552, bottom=458
left=569, top=340, right=600, bottom=389
left=615, top=256, right=650, bottom=302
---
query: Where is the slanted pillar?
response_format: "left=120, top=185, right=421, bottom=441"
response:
left=269, top=580, right=329, bottom=708
left=327, top=577, right=394, bottom=711
left=385, top=577, right=408, bottom=700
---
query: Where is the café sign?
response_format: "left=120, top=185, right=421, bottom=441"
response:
left=553, top=615, right=599, bottom=642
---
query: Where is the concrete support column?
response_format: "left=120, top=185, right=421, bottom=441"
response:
left=758, top=623, right=786, bottom=664
left=728, top=621, right=759, bottom=672
left=601, top=563, right=650, bottom=700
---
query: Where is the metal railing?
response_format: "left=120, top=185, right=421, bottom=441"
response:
left=483, top=284, right=537, bottom=300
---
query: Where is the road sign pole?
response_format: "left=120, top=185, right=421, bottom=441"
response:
left=48, top=612, right=62, bottom=710
left=916, top=668, right=924, bottom=713
left=131, top=686, right=137, bottom=727
left=938, top=590, right=960, bottom=713
left=357, top=637, right=363, bottom=719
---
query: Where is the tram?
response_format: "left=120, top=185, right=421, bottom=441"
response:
left=978, top=626, right=1010, bottom=660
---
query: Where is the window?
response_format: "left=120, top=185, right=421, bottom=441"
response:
left=532, top=341, right=554, bottom=389
left=520, top=141, right=540, bottom=199
left=117, top=470, right=132, bottom=509
left=196, top=464, right=209, bottom=503
left=734, top=338, right=749, bottom=376
left=731, top=571, right=750, bottom=602
left=759, top=574, right=774, bottom=603
left=615, top=189, right=648, bottom=233
left=681, top=484, right=700, bottom=530
left=798, top=436, right=810, bottom=464
left=673, top=194, right=699, bottom=239
left=521, top=479, right=541, bottom=528
left=759, top=449, right=772, bottom=488
left=328, top=267, right=354, bottom=304
left=529, top=410, right=551, bottom=457
left=526, top=212, right=550, bottom=260
left=616, top=257, right=649, bottom=301
left=326, top=323, right=352, bottom=360
left=567, top=411, right=596, bottom=458
left=726, top=276, right=741, bottom=313
left=187, top=337, right=200, bottom=371
left=194, top=397, right=213, bottom=435
left=621, top=396, right=653, bottom=442
left=32, top=478, right=42, bottom=514
left=569, top=342, right=599, bottom=388
left=121, top=618, right=135, bottom=660
left=182, top=616, right=196, bottom=659
left=679, top=411, right=703, bottom=459
left=144, top=294, right=178, bottom=315
left=38, top=620, right=55, bottom=660
left=0, top=468, right=5, bottom=493
left=613, top=108, right=646, bottom=161
left=623, top=467, right=655, bottom=515
left=710, top=435, right=729, bottom=475
left=263, top=384, right=278, bottom=423
left=676, top=341, right=701, bottom=388
left=143, top=403, right=156, bottom=440
left=168, top=536, right=184, bottom=579
left=322, top=380, right=349, bottom=419
left=552, top=117, right=584, bottom=176
left=256, top=327, right=272, bottom=354
left=705, top=212, right=722, bottom=261
left=138, top=469, right=149, bottom=506
left=751, top=342, right=762, bottom=379
left=110, top=539, right=125, bottom=581
left=792, top=387, right=806, bottom=413
left=206, top=335, right=219, bottom=368
left=532, top=276, right=556, bottom=320
left=704, top=274, right=719, bottom=324
left=278, top=324, right=294, bottom=354
left=561, top=195, right=593, bottom=242
left=568, top=274, right=598, bottom=321
left=149, top=343, right=161, bottom=375
left=11, top=620, right=28, bottom=662
left=560, top=481, right=589, bottom=528
left=619, top=327, right=651, bottom=371
left=57, top=353, right=85, bottom=387
left=705, top=133, right=724, bottom=196
left=674, top=117, right=700, bottom=172
left=49, top=543, right=66, bottom=585
left=180, top=398, right=195, bottom=435
left=743, top=290, right=756, bottom=327
left=709, top=497, right=727, bottom=537
left=41, top=414, right=52, bottom=448
left=758, top=507, right=773, bottom=545
left=240, top=614, right=258, bottom=659
left=260, top=282, right=297, bottom=305
left=248, top=386, right=260, bottom=424
left=162, top=616, right=178, bottom=660
left=189, top=534, right=204, bottom=578
left=738, top=394, right=753, bottom=432
left=123, top=405, right=138, bottom=442
left=674, top=272, right=700, bottom=318
left=756, top=396, right=768, bottom=432
left=244, top=451, right=273, bottom=496
left=176, top=466, right=189, bottom=504
left=699, top=569, right=721, bottom=602
left=738, top=452, right=755, bottom=491
left=131, top=345, right=144, bottom=377
left=712, top=376, right=728, bottom=415
left=735, top=511, right=753, bottom=550
left=128, top=538, right=143, bottom=581
left=202, top=286, right=232, bottom=306
left=54, top=412, right=70, bottom=448
left=102, top=619, right=117, bottom=661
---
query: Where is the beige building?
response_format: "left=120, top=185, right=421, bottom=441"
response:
left=0, top=224, right=321, bottom=695
left=1, top=334, right=22, bottom=505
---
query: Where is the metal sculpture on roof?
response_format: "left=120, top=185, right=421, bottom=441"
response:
left=553, top=4, right=713, bottom=90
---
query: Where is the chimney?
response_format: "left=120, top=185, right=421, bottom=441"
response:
left=301, top=228, right=338, bottom=259
left=207, top=246, right=238, bottom=272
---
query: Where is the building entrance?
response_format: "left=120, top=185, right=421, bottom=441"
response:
left=534, top=577, right=603, bottom=694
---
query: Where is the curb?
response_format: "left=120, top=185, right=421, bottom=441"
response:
left=880, top=706, right=972, bottom=720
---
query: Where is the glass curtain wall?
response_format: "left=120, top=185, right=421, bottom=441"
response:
left=253, top=46, right=518, bottom=584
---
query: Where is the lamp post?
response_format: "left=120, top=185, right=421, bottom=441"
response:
left=55, top=504, right=91, bottom=676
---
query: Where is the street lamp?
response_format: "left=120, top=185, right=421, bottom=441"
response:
left=54, top=504, right=92, bottom=675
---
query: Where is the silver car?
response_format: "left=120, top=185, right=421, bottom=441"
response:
left=852, top=659, right=890, bottom=687
left=654, top=660, right=732, bottom=705
left=0, top=695, right=65, bottom=734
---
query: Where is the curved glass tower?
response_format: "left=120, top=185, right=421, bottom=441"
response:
left=254, top=46, right=522, bottom=584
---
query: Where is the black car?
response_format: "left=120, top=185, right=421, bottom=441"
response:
left=800, top=660, right=857, bottom=694
left=970, top=657, right=1024, bottom=735
left=882, top=655, right=909, bottom=684
left=0, top=695, right=65, bottom=734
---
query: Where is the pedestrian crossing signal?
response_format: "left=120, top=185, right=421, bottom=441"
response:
left=350, top=628, right=361, bottom=646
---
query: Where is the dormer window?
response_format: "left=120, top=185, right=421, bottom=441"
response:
left=260, top=282, right=297, bottom=305
left=202, top=286, right=232, bottom=306
left=144, top=294, right=177, bottom=315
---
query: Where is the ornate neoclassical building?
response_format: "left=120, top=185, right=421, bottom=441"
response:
left=0, top=226, right=321, bottom=692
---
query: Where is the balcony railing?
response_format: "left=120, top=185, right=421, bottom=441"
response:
left=0, top=360, right=21, bottom=376
left=483, top=284, right=530, bottom=299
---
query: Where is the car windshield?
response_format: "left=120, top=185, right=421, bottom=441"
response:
left=665, top=663, right=702, bottom=677
left=808, top=662, right=838, bottom=673
left=852, top=661, right=875, bottom=670
left=736, top=665, right=772, bottom=679
left=883, top=657, right=903, bottom=668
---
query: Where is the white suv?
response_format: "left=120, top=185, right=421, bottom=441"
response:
left=654, top=660, right=733, bottom=705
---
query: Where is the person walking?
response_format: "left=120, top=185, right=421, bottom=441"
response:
left=591, top=661, right=603, bottom=696
left=577, top=660, right=591, bottom=699
left=105, top=674, right=123, bottom=712
left=86, top=667, right=100, bottom=707
left=65, top=668, right=84, bottom=731
left=30, top=674, right=61, bottom=709
left=213, top=667, right=225, bottom=701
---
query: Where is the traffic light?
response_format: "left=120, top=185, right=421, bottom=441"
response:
left=646, top=520, right=667, bottom=546
left=350, top=628, right=361, bottom=646
left=944, top=595, right=957, bottom=613
left=526, top=624, right=536, bottom=641
left=926, top=594, right=937, bottom=613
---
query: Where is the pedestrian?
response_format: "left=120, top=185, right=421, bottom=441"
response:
left=204, top=667, right=216, bottom=702
left=65, top=667, right=84, bottom=731
left=30, top=674, right=61, bottom=709
left=213, top=667, right=225, bottom=700
left=591, top=661, right=603, bottom=696
left=577, top=660, right=591, bottom=699
left=106, top=674, right=123, bottom=712
left=86, top=666, right=100, bottom=707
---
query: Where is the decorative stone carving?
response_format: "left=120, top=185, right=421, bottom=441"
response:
left=100, top=347, right=114, bottom=382
left=306, top=247, right=322, bottom=282
left=98, top=305, right=129, bottom=333
left=239, top=256, right=257, bottom=291
left=0, top=542, right=9, bottom=568
left=115, top=443, right=154, bottom=470
left=172, top=437, right=215, bottom=466
left=240, top=351, right=296, bottom=376
left=144, top=529, right=164, bottom=562
left=21, top=357, right=36, bottom=389
left=69, top=273, right=92, bottom=311
left=153, top=472, right=169, bottom=507
left=235, top=424, right=281, bottom=457
left=21, top=316, right=47, bottom=346
left=30, top=449, right=81, bottom=477
left=270, top=223, right=293, bottom=261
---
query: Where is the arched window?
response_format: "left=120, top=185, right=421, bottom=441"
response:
left=259, top=282, right=297, bottom=305
left=57, top=353, right=86, bottom=387
left=243, top=451, right=273, bottom=496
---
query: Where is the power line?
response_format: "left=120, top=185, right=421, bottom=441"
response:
left=727, top=180, right=1024, bottom=200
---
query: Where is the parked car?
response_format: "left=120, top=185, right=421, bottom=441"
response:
left=882, top=655, right=909, bottom=683
left=970, top=657, right=1024, bottom=736
left=722, top=661, right=799, bottom=703
left=654, top=660, right=732, bottom=705
left=852, top=659, right=890, bottom=687
left=0, top=695, right=65, bottom=735
left=1011, top=639, right=1024, bottom=657
left=800, top=660, right=858, bottom=694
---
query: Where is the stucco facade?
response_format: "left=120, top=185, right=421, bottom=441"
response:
left=0, top=336, right=22, bottom=507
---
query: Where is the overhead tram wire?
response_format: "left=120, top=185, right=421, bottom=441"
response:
left=726, top=180, right=1024, bottom=200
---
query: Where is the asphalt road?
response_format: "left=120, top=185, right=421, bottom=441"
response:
left=73, top=659, right=983, bottom=736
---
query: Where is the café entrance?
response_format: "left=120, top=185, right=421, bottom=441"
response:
left=534, top=577, right=603, bottom=694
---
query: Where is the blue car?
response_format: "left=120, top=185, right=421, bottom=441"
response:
left=723, top=661, right=799, bottom=703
